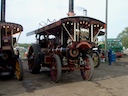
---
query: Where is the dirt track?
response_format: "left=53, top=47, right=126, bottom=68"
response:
left=0, top=55, right=128, bottom=96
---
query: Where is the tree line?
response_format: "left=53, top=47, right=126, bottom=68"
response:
left=18, top=43, right=31, bottom=49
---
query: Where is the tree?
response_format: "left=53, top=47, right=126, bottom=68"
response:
left=122, top=36, right=128, bottom=48
left=18, top=43, right=31, bottom=49
left=117, top=27, right=128, bottom=48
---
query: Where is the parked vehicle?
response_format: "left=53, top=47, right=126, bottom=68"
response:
left=0, top=0, right=23, bottom=80
left=107, top=39, right=123, bottom=57
left=27, top=0, right=106, bottom=82
left=99, top=38, right=123, bottom=58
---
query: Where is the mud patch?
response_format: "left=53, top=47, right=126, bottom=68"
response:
left=22, top=79, right=36, bottom=93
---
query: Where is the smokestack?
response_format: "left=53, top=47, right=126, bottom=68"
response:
left=1, top=0, right=6, bottom=22
left=67, top=0, right=75, bottom=16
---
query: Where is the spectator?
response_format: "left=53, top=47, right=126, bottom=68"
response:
left=108, top=49, right=112, bottom=65
left=101, top=52, right=105, bottom=62
left=16, top=49, right=20, bottom=58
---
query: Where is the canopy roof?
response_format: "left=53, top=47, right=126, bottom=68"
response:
left=0, top=22, right=23, bottom=35
left=27, top=16, right=106, bottom=36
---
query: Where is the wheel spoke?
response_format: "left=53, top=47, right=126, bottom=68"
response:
left=50, top=54, right=62, bottom=83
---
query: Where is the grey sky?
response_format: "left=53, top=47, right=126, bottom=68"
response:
left=4, top=0, right=128, bottom=43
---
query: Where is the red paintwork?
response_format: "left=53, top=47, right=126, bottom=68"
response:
left=76, top=42, right=92, bottom=49
left=116, top=52, right=123, bottom=57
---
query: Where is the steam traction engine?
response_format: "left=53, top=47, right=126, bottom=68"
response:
left=27, top=0, right=106, bottom=82
left=0, top=0, right=23, bottom=80
left=27, top=17, right=106, bottom=82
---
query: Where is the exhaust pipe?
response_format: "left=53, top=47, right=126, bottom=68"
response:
left=1, top=0, right=6, bottom=22
left=67, top=0, right=75, bottom=16
left=83, top=9, right=87, bottom=16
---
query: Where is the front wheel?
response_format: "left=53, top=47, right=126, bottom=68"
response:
left=50, top=54, right=62, bottom=83
left=15, top=58, right=23, bottom=81
left=80, top=54, right=94, bottom=81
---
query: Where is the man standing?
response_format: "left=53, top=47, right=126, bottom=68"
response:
left=108, top=49, right=112, bottom=65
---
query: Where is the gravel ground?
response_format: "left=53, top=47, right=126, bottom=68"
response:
left=0, top=55, right=128, bottom=96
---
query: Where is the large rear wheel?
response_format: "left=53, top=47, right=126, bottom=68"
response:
left=80, top=54, right=94, bottom=81
left=27, top=44, right=41, bottom=74
left=15, top=58, right=23, bottom=81
left=50, top=54, right=62, bottom=83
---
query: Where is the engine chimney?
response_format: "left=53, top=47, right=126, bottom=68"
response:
left=67, top=0, right=75, bottom=16
left=1, top=0, right=6, bottom=22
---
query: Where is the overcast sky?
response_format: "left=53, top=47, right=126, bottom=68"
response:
left=4, top=0, right=128, bottom=43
